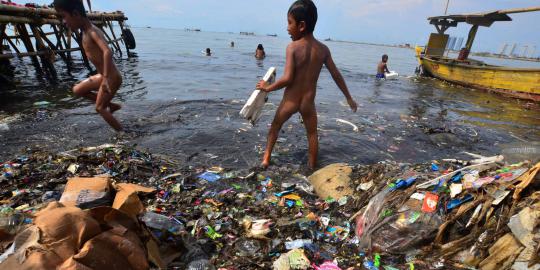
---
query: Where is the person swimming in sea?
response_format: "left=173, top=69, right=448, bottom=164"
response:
left=376, top=54, right=390, bottom=79
left=206, top=48, right=212, bottom=56
left=255, top=44, right=266, bottom=59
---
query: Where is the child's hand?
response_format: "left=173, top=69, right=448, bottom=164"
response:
left=347, top=98, right=358, bottom=112
left=256, top=80, right=270, bottom=92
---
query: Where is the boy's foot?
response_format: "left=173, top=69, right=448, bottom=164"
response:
left=260, top=160, right=270, bottom=169
left=109, top=103, right=122, bottom=114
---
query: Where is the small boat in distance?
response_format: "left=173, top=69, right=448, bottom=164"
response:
left=267, top=34, right=278, bottom=37
left=240, top=32, right=255, bottom=36
left=416, top=7, right=540, bottom=101
left=185, top=28, right=201, bottom=32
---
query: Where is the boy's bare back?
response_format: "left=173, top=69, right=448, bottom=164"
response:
left=284, top=37, right=328, bottom=104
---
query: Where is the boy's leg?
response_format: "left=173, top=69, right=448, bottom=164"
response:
left=73, top=74, right=102, bottom=101
left=299, top=101, right=318, bottom=169
left=73, top=74, right=121, bottom=113
left=95, top=84, right=123, bottom=131
left=262, top=102, right=298, bottom=168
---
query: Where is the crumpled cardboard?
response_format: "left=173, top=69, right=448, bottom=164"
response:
left=59, top=177, right=113, bottom=209
left=112, top=183, right=155, bottom=218
left=479, top=233, right=524, bottom=270
left=0, top=202, right=151, bottom=270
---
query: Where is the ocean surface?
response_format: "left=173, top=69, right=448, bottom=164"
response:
left=1, top=28, right=539, bottom=168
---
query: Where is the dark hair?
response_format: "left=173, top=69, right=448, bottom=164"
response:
left=382, top=54, right=388, bottom=60
left=288, top=0, right=318, bottom=34
left=53, top=0, right=87, bottom=17
left=257, top=44, right=264, bottom=50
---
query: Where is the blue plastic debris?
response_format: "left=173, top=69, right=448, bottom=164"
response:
left=447, top=194, right=474, bottom=211
left=198, top=172, right=221, bottom=182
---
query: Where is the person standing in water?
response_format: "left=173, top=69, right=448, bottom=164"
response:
left=206, top=48, right=212, bottom=56
left=55, top=0, right=123, bottom=131
left=376, top=54, right=390, bottom=79
left=256, top=0, right=358, bottom=169
left=255, top=44, right=266, bottom=59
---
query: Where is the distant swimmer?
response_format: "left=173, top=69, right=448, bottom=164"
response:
left=55, top=0, right=123, bottom=131
left=376, top=54, right=390, bottom=79
left=256, top=0, right=358, bottom=169
left=206, top=48, right=212, bottom=56
left=255, top=44, right=266, bottom=59
left=230, top=41, right=235, bottom=47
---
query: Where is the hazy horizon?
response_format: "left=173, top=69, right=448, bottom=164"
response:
left=28, top=0, right=540, bottom=56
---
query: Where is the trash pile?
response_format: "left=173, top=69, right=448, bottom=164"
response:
left=0, top=144, right=538, bottom=270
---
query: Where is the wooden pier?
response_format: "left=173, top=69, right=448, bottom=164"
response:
left=0, top=2, right=136, bottom=83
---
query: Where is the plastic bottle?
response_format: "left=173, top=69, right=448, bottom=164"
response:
left=141, top=212, right=184, bottom=234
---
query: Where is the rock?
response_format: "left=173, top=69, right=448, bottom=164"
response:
left=308, top=163, right=353, bottom=200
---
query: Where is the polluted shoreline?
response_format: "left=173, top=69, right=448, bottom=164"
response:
left=0, top=143, right=538, bottom=269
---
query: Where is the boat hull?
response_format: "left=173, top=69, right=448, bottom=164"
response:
left=418, top=56, right=540, bottom=102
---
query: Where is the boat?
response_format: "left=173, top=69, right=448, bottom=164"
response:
left=267, top=34, right=277, bottom=37
left=415, top=7, right=540, bottom=101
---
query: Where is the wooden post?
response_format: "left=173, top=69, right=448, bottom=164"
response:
left=98, top=23, right=121, bottom=54
left=107, top=20, right=122, bottom=57
left=38, top=27, right=69, bottom=65
left=16, top=24, right=43, bottom=73
left=465, top=24, right=479, bottom=51
left=30, top=25, right=57, bottom=80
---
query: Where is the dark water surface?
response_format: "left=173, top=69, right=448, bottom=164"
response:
left=1, top=28, right=539, bottom=168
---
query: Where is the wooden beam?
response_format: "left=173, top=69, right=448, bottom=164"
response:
left=16, top=24, right=42, bottom=73
left=6, top=31, right=55, bottom=39
left=0, top=5, right=127, bottom=20
left=0, top=38, right=122, bottom=59
left=30, top=24, right=57, bottom=80
left=465, top=24, right=479, bottom=52
left=107, top=21, right=122, bottom=57
left=37, top=27, right=69, bottom=64
left=497, top=6, right=540, bottom=14
left=0, top=15, right=125, bottom=26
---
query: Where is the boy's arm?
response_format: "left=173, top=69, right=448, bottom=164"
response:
left=384, top=63, right=390, bottom=73
left=256, top=44, right=294, bottom=92
left=324, top=51, right=358, bottom=112
left=89, top=29, right=114, bottom=93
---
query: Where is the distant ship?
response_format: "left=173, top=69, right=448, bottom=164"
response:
left=324, top=38, right=332, bottom=41
left=267, top=34, right=277, bottom=37
left=185, top=28, right=201, bottom=32
left=240, top=32, right=255, bottom=36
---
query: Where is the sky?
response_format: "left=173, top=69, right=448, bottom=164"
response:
left=39, top=0, right=540, bottom=55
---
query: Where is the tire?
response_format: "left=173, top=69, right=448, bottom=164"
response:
left=122, top=28, right=136, bottom=50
